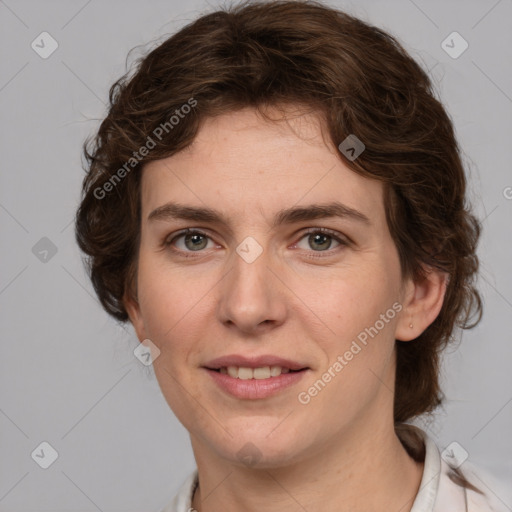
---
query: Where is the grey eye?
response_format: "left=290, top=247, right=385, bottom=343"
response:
left=172, top=231, right=212, bottom=251
left=296, top=231, right=342, bottom=252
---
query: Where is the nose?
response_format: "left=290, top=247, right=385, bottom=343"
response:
left=217, top=244, right=287, bottom=335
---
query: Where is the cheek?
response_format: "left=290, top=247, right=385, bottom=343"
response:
left=297, top=273, right=400, bottom=413
left=136, top=255, right=185, bottom=341
left=137, top=249, right=189, bottom=315
left=135, top=258, right=208, bottom=420
left=297, top=264, right=400, bottom=346
left=136, top=254, right=217, bottom=365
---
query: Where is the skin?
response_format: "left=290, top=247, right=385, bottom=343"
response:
left=124, top=106, right=447, bottom=512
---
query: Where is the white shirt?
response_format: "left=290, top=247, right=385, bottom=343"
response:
left=160, top=425, right=511, bottom=511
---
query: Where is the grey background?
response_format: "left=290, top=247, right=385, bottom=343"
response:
left=0, top=0, right=511, bottom=510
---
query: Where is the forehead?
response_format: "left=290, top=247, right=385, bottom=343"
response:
left=140, top=107, right=385, bottom=228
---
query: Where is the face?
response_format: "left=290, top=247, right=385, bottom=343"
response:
left=125, top=106, right=422, bottom=468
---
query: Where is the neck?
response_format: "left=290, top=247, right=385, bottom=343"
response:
left=190, top=415, right=424, bottom=512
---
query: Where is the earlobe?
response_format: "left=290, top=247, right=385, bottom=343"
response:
left=395, top=267, right=448, bottom=342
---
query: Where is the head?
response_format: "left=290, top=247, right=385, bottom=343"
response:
left=75, top=0, right=481, bottom=467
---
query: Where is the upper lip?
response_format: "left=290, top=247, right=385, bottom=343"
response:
left=204, top=355, right=308, bottom=371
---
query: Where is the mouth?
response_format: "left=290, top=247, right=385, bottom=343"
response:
left=202, top=356, right=310, bottom=399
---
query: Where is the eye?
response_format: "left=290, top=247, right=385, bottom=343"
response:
left=164, top=229, right=215, bottom=256
left=294, top=228, right=348, bottom=255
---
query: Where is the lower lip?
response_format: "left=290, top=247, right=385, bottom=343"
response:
left=204, top=368, right=308, bottom=399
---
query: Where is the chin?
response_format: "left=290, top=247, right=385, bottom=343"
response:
left=212, top=427, right=308, bottom=469
left=227, top=443, right=299, bottom=469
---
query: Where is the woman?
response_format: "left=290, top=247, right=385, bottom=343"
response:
left=74, top=1, right=510, bottom=510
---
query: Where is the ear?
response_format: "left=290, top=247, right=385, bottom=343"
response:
left=395, top=266, right=448, bottom=341
left=123, top=290, right=148, bottom=343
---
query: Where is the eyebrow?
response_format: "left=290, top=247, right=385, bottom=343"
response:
left=147, top=201, right=371, bottom=231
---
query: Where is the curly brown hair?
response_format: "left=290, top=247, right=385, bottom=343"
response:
left=75, top=0, right=482, bottom=425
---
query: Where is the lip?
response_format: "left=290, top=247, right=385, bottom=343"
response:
left=204, top=354, right=308, bottom=371
left=204, top=367, right=309, bottom=399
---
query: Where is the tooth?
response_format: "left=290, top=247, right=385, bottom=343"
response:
left=238, top=367, right=254, bottom=380
left=227, top=366, right=239, bottom=378
left=222, top=365, right=293, bottom=379
left=253, top=366, right=271, bottom=379
left=270, top=366, right=282, bottom=377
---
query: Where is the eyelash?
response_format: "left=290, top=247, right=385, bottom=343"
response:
left=163, top=227, right=350, bottom=259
